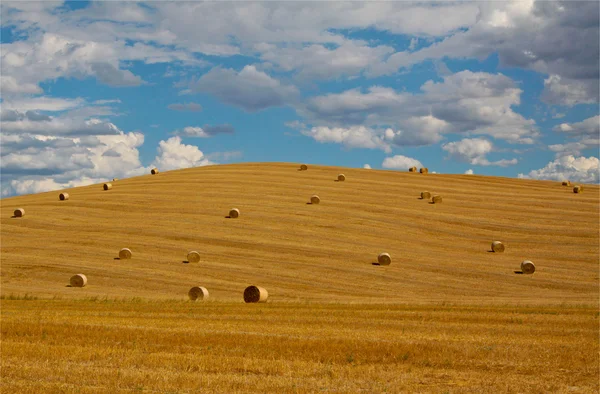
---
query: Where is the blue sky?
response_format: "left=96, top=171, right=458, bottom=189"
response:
left=1, top=1, right=598, bottom=196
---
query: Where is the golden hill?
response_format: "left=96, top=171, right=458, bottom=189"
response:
left=2, top=162, right=598, bottom=305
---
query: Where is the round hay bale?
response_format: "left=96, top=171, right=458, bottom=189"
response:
left=562, top=180, right=570, bottom=186
left=103, top=183, right=112, bottom=191
left=421, top=191, right=431, bottom=200
left=337, top=174, right=346, bottom=181
left=300, top=164, right=308, bottom=171
left=187, top=251, right=201, bottom=263
left=59, top=192, right=69, bottom=201
left=521, top=260, right=535, bottom=274
left=229, top=208, right=240, bottom=218
left=409, top=166, right=417, bottom=172
left=573, top=185, right=582, bottom=193
left=244, top=285, right=268, bottom=303
left=70, top=274, right=87, bottom=287
left=491, top=241, right=505, bottom=253
left=378, top=252, right=391, bottom=266
left=310, top=195, right=320, bottom=204
left=188, top=286, right=209, bottom=301
left=431, top=195, right=443, bottom=204
left=112, top=178, right=118, bottom=182
left=13, top=208, right=24, bottom=217
left=119, top=248, right=132, bottom=259
left=420, top=167, right=429, bottom=174
left=151, top=168, right=159, bottom=175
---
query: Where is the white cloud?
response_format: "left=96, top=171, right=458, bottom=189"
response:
left=519, top=156, right=599, bottom=184
left=167, top=102, right=203, bottom=112
left=174, top=125, right=235, bottom=138
left=465, top=169, right=474, bottom=175
left=152, top=136, right=213, bottom=171
left=0, top=75, right=43, bottom=95
left=382, top=155, right=423, bottom=170
left=187, top=65, right=299, bottom=112
left=1, top=96, right=84, bottom=112
left=541, top=75, right=598, bottom=107
left=442, top=138, right=518, bottom=167
left=553, top=116, right=600, bottom=137
left=363, top=164, right=372, bottom=169
left=300, top=126, right=392, bottom=153
left=299, top=71, right=538, bottom=147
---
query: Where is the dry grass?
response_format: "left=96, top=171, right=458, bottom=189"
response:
left=1, top=162, right=598, bottom=392
left=1, top=300, right=597, bottom=393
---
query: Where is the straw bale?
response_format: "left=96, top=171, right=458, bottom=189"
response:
left=378, top=252, right=392, bottom=266
left=431, top=195, right=443, bottom=203
left=13, top=208, right=25, bottom=217
left=59, top=193, right=69, bottom=201
left=188, top=286, right=209, bottom=301
left=229, top=208, right=240, bottom=218
left=521, top=260, right=535, bottom=274
left=409, top=166, right=417, bottom=172
left=300, top=164, right=308, bottom=171
left=119, top=248, right=132, bottom=259
left=337, top=174, right=346, bottom=181
left=151, top=168, right=159, bottom=175
left=103, top=183, right=112, bottom=190
left=310, top=195, right=320, bottom=204
left=491, top=241, right=505, bottom=253
left=421, top=191, right=431, bottom=200
left=562, top=180, right=570, bottom=186
left=420, top=167, right=429, bottom=174
left=70, top=274, right=87, bottom=287
left=244, top=285, right=268, bottom=303
left=573, top=186, right=582, bottom=193
left=187, top=251, right=201, bottom=263
left=113, top=178, right=118, bottom=182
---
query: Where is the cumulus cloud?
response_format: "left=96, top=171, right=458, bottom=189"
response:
left=550, top=116, right=600, bottom=157
left=382, top=155, right=423, bottom=170
left=187, top=65, right=299, bottom=112
left=465, top=169, right=474, bottom=175
left=298, top=71, right=538, bottom=149
left=167, top=102, right=203, bottom=112
left=553, top=116, right=600, bottom=137
left=300, top=126, right=392, bottom=153
left=442, top=138, right=518, bottom=167
left=152, top=136, right=213, bottom=171
left=363, top=164, right=372, bottom=169
left=519, top=155, right=599, bottom=184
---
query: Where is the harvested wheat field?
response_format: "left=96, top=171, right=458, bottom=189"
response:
left=1, top=162, right=598, bottom=393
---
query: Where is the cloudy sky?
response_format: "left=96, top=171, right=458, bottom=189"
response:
left=1, top=1, right=599, bottom=196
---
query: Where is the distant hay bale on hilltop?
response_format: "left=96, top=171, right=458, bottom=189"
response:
left=187, top=251, right=201, bottom=263
left=562, top=180, right=570, bottom=186
left=421, top=191, right=431, bottom=200
left=431, top=195, right=443, bottom=204
left=70, top=274, right=87, bottom=287
left=112, top=178, right=118, bottom=182
left=300, top=164, right=308, bottom=171
left=119, top=248, right=132, bottom=259
left=521, top=260, right=535, bottom=274
left=229, top=208, right=240, bottom=218
left=244, top=285, right=268, bottom=303
left=188, top=286, right=209, bottom=301
left=151, top=168, right=159, bottom=175
left=337, top=174, right=346, bottom=181
left=573, top=186, right=582, bottom=193
left=310, top=195, right=321, bottom=204
left=378, top=252, right=391, bottom=266
left=103, top=183, right=112, bottom=190
left=59, top=193, right=69, bottom=201
left=409, top=166, right=417, bottom=172
left=491, top=241, right=505, bottom=253
left=420, top=168, right=429, bottom=174
left=13, top=208, right=24, bottom=217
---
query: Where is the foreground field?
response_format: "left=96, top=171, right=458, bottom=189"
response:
left=1, top=163, right=598, bottom=392
left=1, top=299, right=598, bottom=393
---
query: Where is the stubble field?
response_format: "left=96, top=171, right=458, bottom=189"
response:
left=1, top=163, right=598, bottom=392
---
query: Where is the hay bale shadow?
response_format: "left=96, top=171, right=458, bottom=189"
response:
left=225, top=215, right=231, bottom=218
left=487, top=250, right=494, bottom=253
left=114, top=257, right=120, bottom=260
left=372, top=262, right=380, bottom=266
left=334, top=180, right=339, bottom=182
left=306, top=202, right=312, bottom=205
left=514, top=271, right=524, bottom=274
left=428, top=201, right=435, bottom=204
left=182, top=260, right=189, bottom=264
left=65, top=284, right=72, bottom=287
left=10, top=216, right=17, bottom=218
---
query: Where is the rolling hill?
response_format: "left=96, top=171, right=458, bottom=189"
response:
left=1, top=162, right=598, bottom=305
